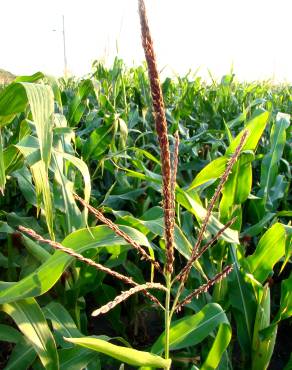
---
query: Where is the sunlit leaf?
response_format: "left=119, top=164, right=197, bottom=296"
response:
left=0, top=225, right=151, bottom=304
left=244, top=223, right=286, bottom=283
left=152, top=303, right=231, bottom=370
left=1, top=298, right=59, bottom=370
left=64, top=336, right=171, bottom=368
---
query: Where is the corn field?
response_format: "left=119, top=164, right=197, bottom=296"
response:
left=0, top=2, right=291, bottom=369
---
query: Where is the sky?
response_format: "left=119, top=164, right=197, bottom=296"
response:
left=2, top=0, right=292, bottom=82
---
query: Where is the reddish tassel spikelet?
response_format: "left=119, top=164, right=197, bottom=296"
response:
left=92, top=283, right=167, bottom=317
left=175, top=217, right=237, bottom=282
left=74, top=193, right=162, bottom=272
left=138, top=0, right=175, bottom=274
left=177, top=130, right=249, bottom=285
left=176, top=265, right=233, bottom=312
left=18, top=225, right=163, bottom=308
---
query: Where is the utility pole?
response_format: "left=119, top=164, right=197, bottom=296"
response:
left=62, top=15, right=68, bottom=77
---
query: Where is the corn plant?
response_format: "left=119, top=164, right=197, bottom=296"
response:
left=0, top=1, right=291, bottom=369
left=3, top=1, right=263, bottom=369
left=17, top=108, right=245, bottom=368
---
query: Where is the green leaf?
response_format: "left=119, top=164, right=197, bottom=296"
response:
left=54, top=121, right=90, bottom=227
left=201, top=322, right=232, bottom=370
left=15, top=135, right=40, bottom=166
left=43, top=302, right=101, bottom=367
left=226, top=110, right=270, bottom=154
left=0, top=324, right=22, bottom=343
left=0, top=129, right=6, bottom=193
left=52, top=152, right=81, bottom=233
left=51, top=113, right=83, bottom=233
left=4, top=338, right=37, bottom=370
left=177, top=188, right=239, bottom=244
left=20, top=83, right=54, bottom=171
left=152, top=303, right=231, bottom=370
left=277, top=210, right=292, bottom=217
left=0, top=83, right=27, bottom=124
left=43, top=301, right=83, bottom=347
left=252, top=285, right=277, bottom=370
left=82, top=124, right=113, bottom=161
left=241, top=213, right=275, bottom=237
left=64, top=337, right=171, bottom=368
left=284, top=353, right=292, bottom=370
left=7, top=82, right=56, bottom=238
left=1, top=298, right=59, bottom=370
left=0, top=225, right=151, bottom=304
left=22, top=83, right=55, bottom=237
left=188, top=157, right=228, bottom=191
left=228, top=246, right=258, bottom=354
left=226, top=110, right=246, bottom=129
left=45, top=75, right=63, bottom=109
left=280, top=227, right=292, bottom=274
left=68, top=79, right=93, bottom=125
left=21, top=233, right=51, bottom=263
left=261, top=272, right=292, bottom=338
left=244, top=223, right=286, bottom=283
left=59, top=347, right=98, bottom=370
left=58, top=150, right=91, bottom=221
left=14, top=72, right=44, bottom=83
left=220, top=153, right=254, bottom=222
left=188, top=110, right=269, bottom=193
left=258, top=112, right=290, bottom=210
left=117, top=117, right=128, bottom=149
left=130, top=147, right=161, bottom=165
left=4, top=145, right=23, bottom=174
left=30, top=160, right=54, bottom=238
left=12, top=166, right=37, bottom=206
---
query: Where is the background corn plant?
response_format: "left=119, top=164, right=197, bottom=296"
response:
left=0, top=56, right=291, bottom=369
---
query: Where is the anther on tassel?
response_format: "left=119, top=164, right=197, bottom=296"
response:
left=92, top=283, right=167, bottom=317
left=175, top=130, right=249, bottom=286
left=18, top=225, right=163, bottom=309
left=74, top=194, right=162, bottom=273
left=138, top=0, right=175, bottom=275
left=175, top=217, right=237, bottom=282
left=175, top=265, right=233, bottom=312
